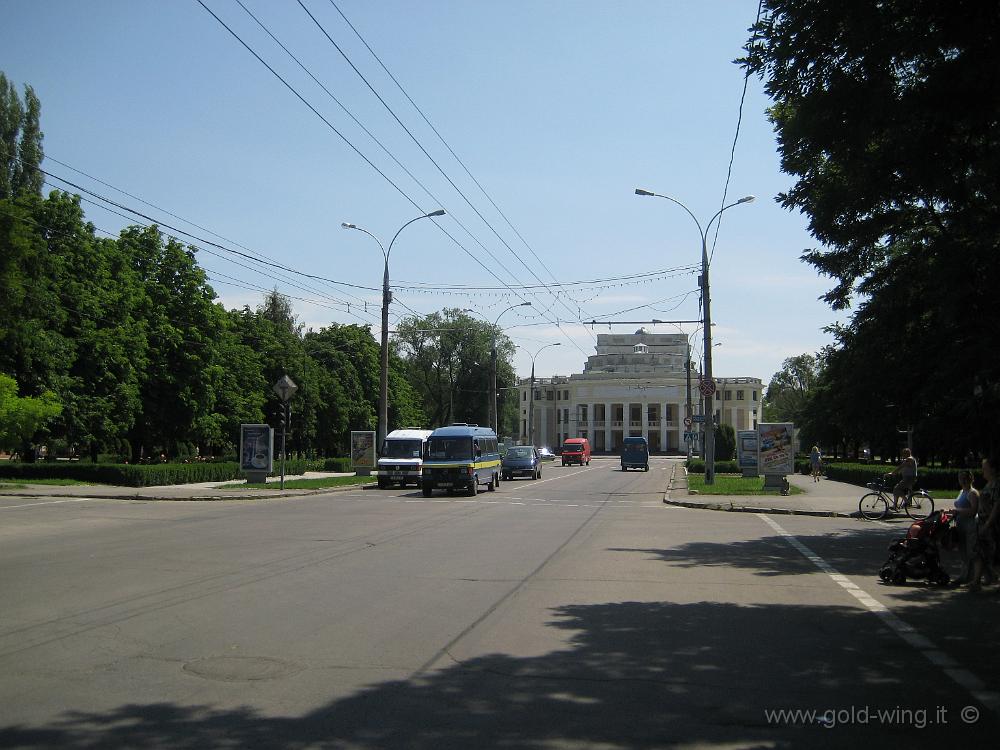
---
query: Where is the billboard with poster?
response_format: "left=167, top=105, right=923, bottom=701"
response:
left=240, top=424, right=273, bottom=473
left=351, top=431, right=376, bottom=472
left=757, top=423, right=795, bottom=476
left=737, top=430, right=759, bottom=474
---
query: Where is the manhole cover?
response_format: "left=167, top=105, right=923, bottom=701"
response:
left=183, top=656, right=303, bottom=682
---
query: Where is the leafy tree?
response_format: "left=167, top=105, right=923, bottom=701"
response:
left=713, top=422, right=736, bottom=462
left=0, top=373, right=61, bottom=453
left=744, top=1, right=1000, bottom=458
left=395, top=309, right=514, bottom=430
left=0, top=73, right=43, bottom=199
left=763, top=353, right=819, bottom=424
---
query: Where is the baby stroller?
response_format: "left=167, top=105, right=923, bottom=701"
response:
left=878, top=509, right=955, bottom=586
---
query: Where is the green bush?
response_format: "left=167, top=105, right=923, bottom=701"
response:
left=686, top=459, right=741, bottom=474
left=322, top=457, right=353, bottom=472
left=821, top=462, right=978, bottom=491
left=0, top=460, right=308, bottom=487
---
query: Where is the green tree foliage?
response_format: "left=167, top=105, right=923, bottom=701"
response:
left=0, top=73, right=43, bottom=199
left=745, top=1, right=1000, bottom=459
left=394, top=309, right=514, bottom=430
left=763, top=353, right=819, bottom=424
left=714, top=422, right=736, bottom=462
left=0, top=373, right=61, bottom=452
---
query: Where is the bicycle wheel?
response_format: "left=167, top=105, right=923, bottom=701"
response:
left=859, top=492, right=889, bottom=520
left=905, top=491, right=934, bottom=521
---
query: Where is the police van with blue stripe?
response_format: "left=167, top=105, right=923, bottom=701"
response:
left=421, top=424, right=501, bottom=497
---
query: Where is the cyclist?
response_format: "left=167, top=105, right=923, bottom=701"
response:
left=890, top=448, right=918, bottom=509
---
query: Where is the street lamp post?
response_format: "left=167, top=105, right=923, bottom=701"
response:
left=635, top=188, right=754, bottom=484
left=527, top=342, right=561, bottom=448
left=491, top=302, right=531, bottom=436
left=342, top=210, right=445, bottom=450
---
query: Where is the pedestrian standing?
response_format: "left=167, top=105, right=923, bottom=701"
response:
left=951, top=470, right=979, bottom=586
left=968, top=456, right=1000, bottom=592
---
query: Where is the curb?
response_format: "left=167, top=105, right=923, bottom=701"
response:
left=2, top=482, right=377, bottom=503
left=662, top=497, right=856, bottom=518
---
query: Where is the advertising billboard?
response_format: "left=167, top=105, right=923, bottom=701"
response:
left=351, top=431, right=376, bottom=472
left=240, top=424, right=273, bottom=473
left=737, top=430, right=759, bottom=474
left=757, top=423, right=795, bottom=476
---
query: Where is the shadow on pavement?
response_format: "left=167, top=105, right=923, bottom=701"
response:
left=1, top=599, right=993, bottom=748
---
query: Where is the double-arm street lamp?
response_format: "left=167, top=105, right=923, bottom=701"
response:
left=342, top=209, right=445, bottom=449
left=527, top=342, right=561, bottom=448
left=491, top=302, right=532, bottom=436
left=635, top=188, right=754, bottom=484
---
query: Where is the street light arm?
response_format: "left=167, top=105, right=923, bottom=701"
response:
left=703, top=195, right=756, bottom=243
left=386, top=209, right=445, bottom=263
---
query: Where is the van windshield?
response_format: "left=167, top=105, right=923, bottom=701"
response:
left=381, top=439, right=423, bottom=458
left=506, top=447, right=533, bottom=459
left=427, top=437, right=473, bottom=461
left=562, top=444, right=582, bottom=453
left=624, top=443, right=647, bottom=454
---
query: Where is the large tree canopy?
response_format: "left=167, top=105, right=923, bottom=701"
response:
left=745, top=1, right=1000, bottom=459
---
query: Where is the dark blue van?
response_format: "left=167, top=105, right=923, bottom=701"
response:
left=621, top=436, right=650, bottom=471
left=422, top=424, right=501, bottom=496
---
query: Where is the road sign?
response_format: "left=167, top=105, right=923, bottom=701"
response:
left=698, top=378, right=716, bottom=397
left=692, top=415, right=705, bottom=424
left=683, top=431, right=697, bottom=442
left=683, top=416, right=693, bottom=428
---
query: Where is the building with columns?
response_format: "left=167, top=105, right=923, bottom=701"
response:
left=516, top=329, right=762, bottom=454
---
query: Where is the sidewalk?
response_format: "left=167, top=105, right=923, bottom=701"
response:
left=0, top=472, right=373, bottom=502
left=665, top=469, right=871, bottom=518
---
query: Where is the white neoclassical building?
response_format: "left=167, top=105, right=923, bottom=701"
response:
left=517, top=329, right=762, bottom=454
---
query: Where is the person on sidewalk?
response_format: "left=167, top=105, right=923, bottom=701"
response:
left=968, top=456, right=1000, bottom=592
left=809, top=445, right=822, bottom=482
left=950, top=470, right=979, bottom=586
left=891, top=448, right=918, bottom=509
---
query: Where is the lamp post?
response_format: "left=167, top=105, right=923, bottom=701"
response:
left=491, top=302, right=531, bottom=436
left=635, top=188, right=754, bottom=484
left=342, top=209, right=445, bottom=450
left=527, top=342, right=561, bottom=448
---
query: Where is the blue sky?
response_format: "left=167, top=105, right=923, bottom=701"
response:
left=3, top=0, right=846, bottom=384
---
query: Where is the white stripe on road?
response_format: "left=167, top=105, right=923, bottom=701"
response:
left=0, top=498, right=92, bottom=510
left=757, top=513, right=999, bottom=713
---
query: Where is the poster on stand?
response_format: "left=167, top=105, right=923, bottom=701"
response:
left=737, top=430, right=759, bottom=475
left=240, top=424, right=273, bottom=473
left=351, top=431, right=376, bottom=472
left=757, top=423, right=795, bottom=476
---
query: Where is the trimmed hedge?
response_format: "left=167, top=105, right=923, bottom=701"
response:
left=817, top=462, right=979, bottom=491
left=686, top=459, right=741, bottom=474
left=0, top=460, right=309, bottom=487
left=322, top=457, right=353, bottom=472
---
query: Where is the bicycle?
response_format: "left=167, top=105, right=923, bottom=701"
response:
left=858, top=476, right=935, bottom=521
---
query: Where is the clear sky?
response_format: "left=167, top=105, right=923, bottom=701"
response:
left=2, top=0, right=845, bottom=385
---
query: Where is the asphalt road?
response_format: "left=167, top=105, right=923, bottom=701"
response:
left=1, top=456, right=997, bottom=748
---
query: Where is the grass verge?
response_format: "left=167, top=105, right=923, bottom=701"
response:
left=217, top=475, right=375, bottom=490
left=688, top=474, right=804, bottom=496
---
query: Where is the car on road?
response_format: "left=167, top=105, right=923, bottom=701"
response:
left=621, top=436, right=649, bottom=471
left=502, top=446, right=542, bottom=480
left=561, top=437, right=591, bottom=466
left=537, top=447, right=557, bottom=461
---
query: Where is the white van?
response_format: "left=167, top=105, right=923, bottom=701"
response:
left=376, top=428, right=433, bottom=488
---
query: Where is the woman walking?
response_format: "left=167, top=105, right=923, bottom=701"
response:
left=809, top=445, right=822, bottom=482
left=968, top=456, right=1000, bottom=592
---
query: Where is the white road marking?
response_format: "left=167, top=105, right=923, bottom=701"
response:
left=0, top=498, right=91, bottom=510
left=758, top=513, right=999, bottom=713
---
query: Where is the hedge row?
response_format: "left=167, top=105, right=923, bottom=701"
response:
left=816, top=462, right=979, bottom=491
left=0, top=460, right=310, bottom=487
left=686, top=459, right=741, bottom=474
left=322, top=457, right=353, bottom=472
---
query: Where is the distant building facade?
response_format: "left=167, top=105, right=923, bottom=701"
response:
left=516, top=330, right=761, bottom=453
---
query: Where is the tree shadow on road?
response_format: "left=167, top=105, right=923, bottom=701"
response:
left=1, top=598, right=993, bottom=749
